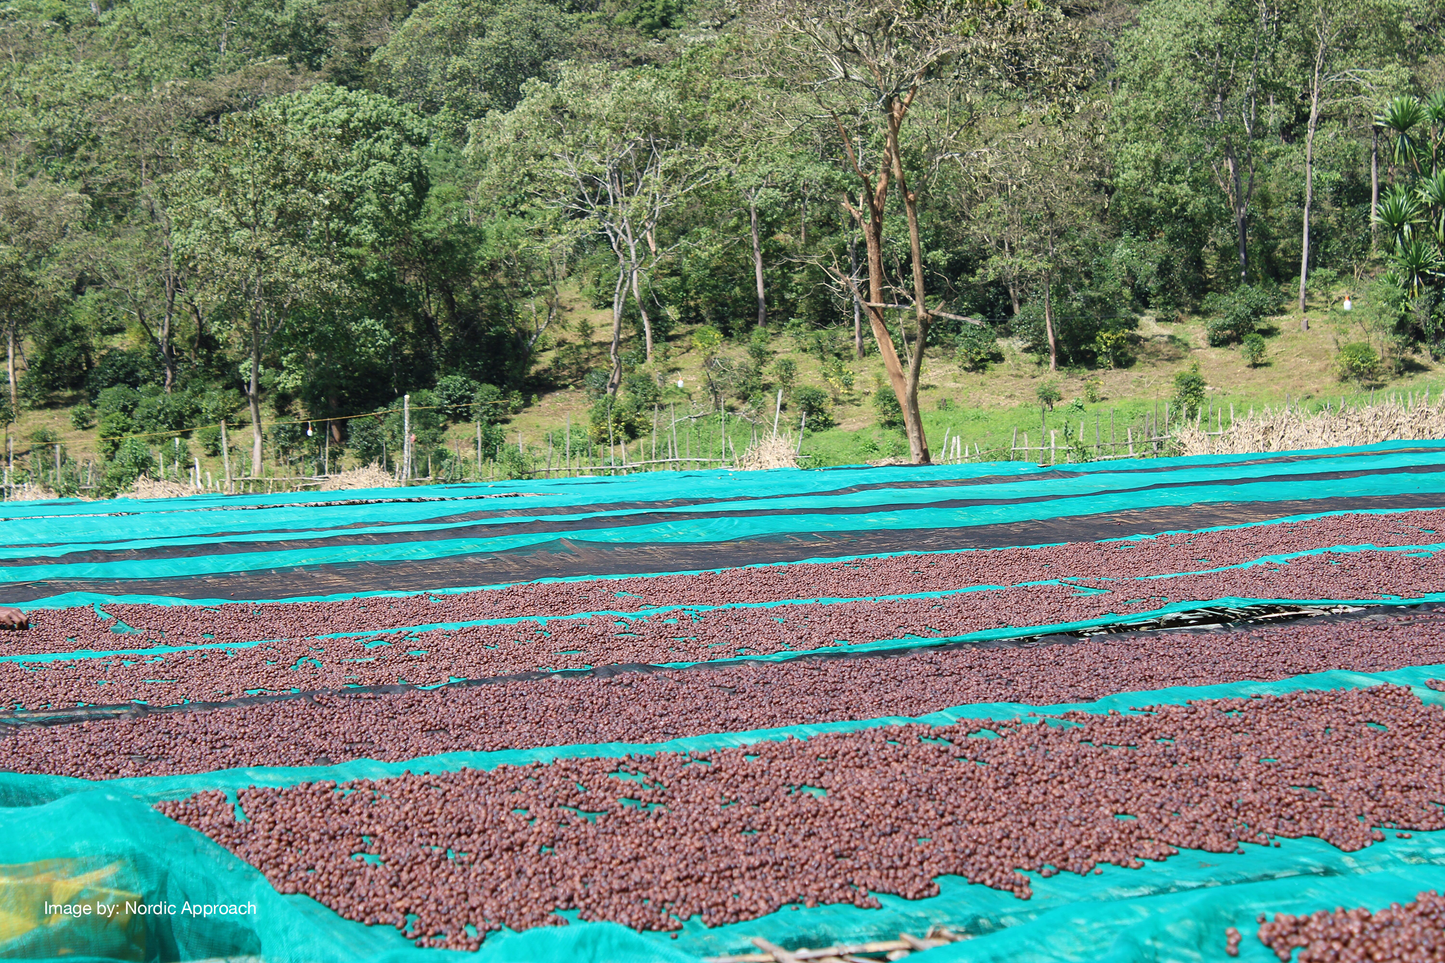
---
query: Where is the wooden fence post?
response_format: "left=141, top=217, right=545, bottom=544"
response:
left=401, top=394, right=411, bottom=482
left=221, top=420, right=232, bottom=493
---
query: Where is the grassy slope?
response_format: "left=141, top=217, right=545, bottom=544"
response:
left=8, top=293, right=1440, bottom=486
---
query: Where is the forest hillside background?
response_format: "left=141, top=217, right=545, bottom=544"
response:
left=3, top=0, right=1445, bottom=493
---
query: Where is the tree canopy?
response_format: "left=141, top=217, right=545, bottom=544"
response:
left=2, top=0, right=1443, bottom=466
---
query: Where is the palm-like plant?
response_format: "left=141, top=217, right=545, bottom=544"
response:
left=1419, top=169, right=1445, bottom=242
left=1378, top=96, right=1428, bottom=173
left=1395, top=238, right=1443, bottom=294
left=1376, top=185, right=1422, bottom=250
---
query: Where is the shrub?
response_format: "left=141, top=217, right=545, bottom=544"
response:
left=159, top=435, right=192, bottom=473
left=473, top=383, right=508, bottom=421
left=435, top=374, right=481, bottom=421
left=1173, top=362, right=1207, bottom=418
left=1336, top=342, right=1382, bottom=386
left=771, top=357, right=797, bottom=394
left=691, top=325, right=724, bottom=359
left=29, top=427, right=58, bottom=445
left=746, top=329, right=773, bottom=368
left=103, top=436, right=157, bottom=495
left=94, top=385, right=142, bottom=417
left=624, top=372, right=660, bottom=409
left=791, top=386, right=834, bottom=429
left=953, top=322, right=1001, bottom=372
left=580, top=370, right=611, bottom=402
left=132, top=388, right=197, bottom=434
left=196, top=425, right=223, bottom=457
left=85, top=348, right=163, bottom=401
left=69, top=405, right=96, bottom=431
left=1241, top=333, right=1268, bottom=367
left=874, top=386, right=903, bottom=429
left=587, top=396, right=643, bottom=444
left=1084, top=377, right=1104, bottom=403
left=1093, top=328, right=1134, bottom=368
left=383, top=391, right=446, bottom=469
left=821, top=358, right=854, bottom=401
left=348, top=414, right=392, bottom=468
left=96, top=410, right=133, bottom=459
left=1036, top=380, right=1061, bottom=411
left=1201, top=284, right=1280, bottom=346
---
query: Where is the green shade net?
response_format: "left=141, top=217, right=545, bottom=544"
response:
left=3, top=666, right=1444, bottom=962
left=5, top=442, right=1445, bottom=602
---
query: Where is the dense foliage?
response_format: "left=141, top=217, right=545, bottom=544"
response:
left=1, top=0, right=1442, bottom=469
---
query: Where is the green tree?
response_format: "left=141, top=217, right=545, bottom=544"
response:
left=1288, top=0, right=1413, bottom=311
left=1114, top=0, right=1286, bottom=286
left=373, top=0, right=576, bottom=127
left=174, top=86, right=429, bottom=474
left=0, top=176, right=86, bottom=412
left=748, top=0, right=1083, bottom=463
left=475, top=62, right=716, bottom=392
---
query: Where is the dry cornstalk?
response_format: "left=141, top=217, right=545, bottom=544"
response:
left=1176, top=394, right=1445, bottom=456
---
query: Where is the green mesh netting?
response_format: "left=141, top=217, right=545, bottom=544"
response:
left=3, top=775, right=1444, bottom=963
left=6, top=442, right=1445, bottom=603
left=0, top=778, right=696, bottom=963
left=8, top=442, right=1445, bottom=961
left=651, top=828, right=1445, bottom=962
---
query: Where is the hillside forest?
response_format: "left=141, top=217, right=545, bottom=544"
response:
left=4, top=0, right=1445, bottom=491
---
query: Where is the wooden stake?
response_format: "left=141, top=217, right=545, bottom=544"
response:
left=403, top=394, right=412, bottom=481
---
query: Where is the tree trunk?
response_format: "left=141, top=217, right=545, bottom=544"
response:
left=1371, top=125, right=1380, bottom=250
left=622, top=228, right=653, bottom=364
left=1227, top=144, right=1249, bottom=284
left=248, top=328, right=264, bottom=476
left=629, top=258, right=654, bottom=363
left=749, top=189, right=766, bottom=328
left=799, top=188, right=807, bottom=248
left=608, top=261, right=626, bottom=393
left=1044, top=272, right=1057, bottom=372
left=1298, top=57, right=1322, bottom=312
left=158, top=212, right=179, bottom=393
left=853, top=182, right=912, bottom=446
left=6, top=324, right=15, bottom=414
left=848, top=232, right=864, bottom=359
left=888, top=98, right=931, bottom=465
